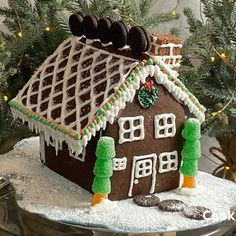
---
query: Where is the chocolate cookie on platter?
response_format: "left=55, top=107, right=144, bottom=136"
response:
left=69, top=11, right=86, bottom=36
left=133, top=194, right=160, bottom=207
left=83, top=15, right=99, bottom=39
left=183, top=206, right=212, bottom=220
left=128, top=26, right=151, bottom=54
left=109, top=21, right=129, bottom=49
left=159, top=199, right=185, bottom=212
left=97, top=17, right=113, bottom=44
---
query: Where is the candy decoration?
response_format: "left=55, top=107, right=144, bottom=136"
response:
left=179, top=118, right=201, bottom=188
left=83, top=15, right=99, bottom=39
left=138, top=80, right=158, bottom=109
left=91, top=136, right=115, bottom=206
left=69, top=12, right=85, bottom=36
left=97, top=17, right=113, bottom=44
left=109, top=21, right=129, bottom=49
left=128, top=26, right=151, bottom=54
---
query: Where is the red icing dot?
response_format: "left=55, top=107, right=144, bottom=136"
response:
left=80, top=130, right=85, bottom=136
left=87, top=126, right=93, bottom=131
left=125, top=81, right=129, bottom=86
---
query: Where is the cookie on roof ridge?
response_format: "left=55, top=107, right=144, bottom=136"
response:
left=109, top=21, right=129, bottom=49
left=69, top=11, right=86, bottom=36
left=83, top=15, right=99, bottom=39
left=128, top=26, right=151, bottom=54
left=97, top=17, right=113, bottom=44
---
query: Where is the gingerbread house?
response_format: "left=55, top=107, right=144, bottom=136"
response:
left=9, top=15, right=205, bottom=200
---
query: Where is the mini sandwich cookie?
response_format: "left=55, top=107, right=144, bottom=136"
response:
left=69, top=11, right=86, bottom=36
left=97, top=17, right=113, bottom=44
left=109, top=21, right=129, bottom=49
left=128, top=26, right=151, bottom=54
left=83, top=15, right=99, bottom=39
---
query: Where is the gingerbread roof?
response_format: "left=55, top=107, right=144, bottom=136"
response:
left=9, top=36, right=206, bottom=158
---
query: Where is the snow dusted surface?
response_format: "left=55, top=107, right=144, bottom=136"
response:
left=0, top=137, right=236, bottom=233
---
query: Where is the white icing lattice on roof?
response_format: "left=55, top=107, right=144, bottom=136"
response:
left=15, top=37, right=137, bottom=132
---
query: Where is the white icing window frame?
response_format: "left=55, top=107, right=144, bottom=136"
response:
left=118, top=115, right=145, bottom=144
left=158, top=150, right=178, bottom=173
left=128, top=154, right=157, bottom=197
left=135, top=159, right=153, bottom=178
left=113, top=157, right=127, bottom=171
left=154, top=113, right=176, bottom=139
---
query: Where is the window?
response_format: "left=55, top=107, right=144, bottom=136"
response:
left=158, top=150, right=178, bottom=173
left=154, top=113, right=176, bottom=139
left=135, top=159, right=153, bottom=178
left=113, top=157, right=127, bottom=171
left=118, top=116, right=144, bottom=144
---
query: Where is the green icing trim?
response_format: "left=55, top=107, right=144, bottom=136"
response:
left=9, top=100, right=82, bottom=141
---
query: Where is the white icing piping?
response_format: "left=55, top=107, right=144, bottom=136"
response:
left=154, top=113, right=176, bottom=139
left=113, top=157, right=127, bottom=171
left=10, top=107, right=85, bottom=159
left=158, top=150, right=178, bottom=173
left=118, top=116, right=145, bottom=144
left=128, top=154, right=157, bottom=197
left=150, top=40, right=182, bottom=69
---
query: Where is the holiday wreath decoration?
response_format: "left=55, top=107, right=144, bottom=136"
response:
left=138, top=80, right=159, bottom=109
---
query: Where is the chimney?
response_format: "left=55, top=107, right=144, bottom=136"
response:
left=149, top=34, right=182, bottom=73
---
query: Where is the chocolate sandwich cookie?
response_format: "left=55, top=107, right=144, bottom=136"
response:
left=83, top=15, right=99, bottom=39
left=133, top=194, right=160, bottom=207
left=183, top=206, right=212, bottom=220
left=109, top=21, right=129, bottom=49
left=128, top=26, right=151, bottom=54
left=158, top=199, right=185, bottom=212
left=69, top=11, right=86, bottom=36
left=97, top=17, right=113, bottom=44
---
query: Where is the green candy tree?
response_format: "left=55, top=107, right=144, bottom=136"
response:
left=179, top=118, right=201, bottom=188
left=91, top=136, right=115, bottom=206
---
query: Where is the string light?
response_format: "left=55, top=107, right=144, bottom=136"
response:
left=210, top=56, right=215, bottom=62
left=0, top=43, right=5, bottom=49
left=3, top=96, right=8, bottom=102
left=171, top=10, right=177, bottom=17
left=17, top=31, right=23, bottom=38
left=211, top=112, right=217, bottom=117
left=211, top=97, right=234, bottom=118
left=171, top=0, right=179, bottom=18
left=212, top=46, right=236, bottom=74
left=45, top=26, right=51, bottom=32
left=221, top=52, right=226, bottom=58
left=225, top=166, right=230, bottom=170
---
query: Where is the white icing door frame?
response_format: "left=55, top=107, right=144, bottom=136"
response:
left=128, top=154, right=157, bottom=197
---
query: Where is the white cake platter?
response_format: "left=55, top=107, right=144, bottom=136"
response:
left=0, top=137, right=236, bottom=234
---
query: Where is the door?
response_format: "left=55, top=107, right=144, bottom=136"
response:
left=128, top=154, right=157, bottom=197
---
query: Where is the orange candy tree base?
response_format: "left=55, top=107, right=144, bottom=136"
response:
left=91, top=193, right=108, bottom=206
left=181, top=176, right=196, bottom=188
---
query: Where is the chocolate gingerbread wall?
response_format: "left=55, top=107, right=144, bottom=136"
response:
left=44, top=79, right=186, bottom=200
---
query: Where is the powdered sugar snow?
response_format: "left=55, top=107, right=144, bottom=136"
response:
left=0, top=137, right=236, bottom=233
